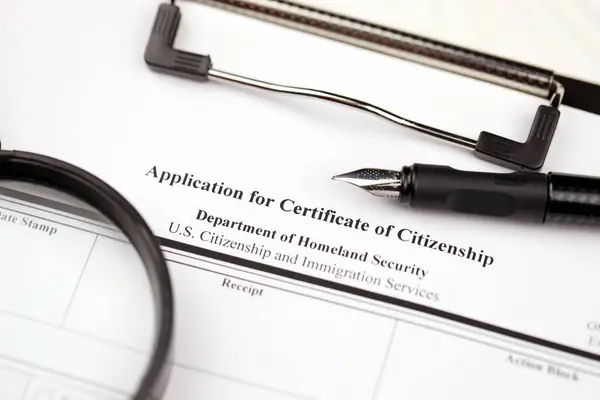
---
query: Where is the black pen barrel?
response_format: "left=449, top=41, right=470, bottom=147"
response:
left=399, top=163, right=549, bottom=222
left=545, top=172, right=600, bottom=225
left=400, top=164, right=600, bottom=225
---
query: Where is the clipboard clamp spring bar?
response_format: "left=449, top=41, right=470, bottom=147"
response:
left=145, top=0, right=564, bottom=171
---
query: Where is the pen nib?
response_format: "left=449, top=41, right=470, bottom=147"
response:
left=332, top=168, right=403, bottom=198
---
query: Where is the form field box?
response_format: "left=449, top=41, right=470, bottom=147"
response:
left=0, top=206, right=97, bottom=324
left=170, top=261, right=395, bottom=400
left=63, top=236, right=156, bottom=353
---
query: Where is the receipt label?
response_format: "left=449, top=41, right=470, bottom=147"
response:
left=222, top=278, right=264, bottom=297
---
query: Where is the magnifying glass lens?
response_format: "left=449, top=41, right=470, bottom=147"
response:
left=0, top=181, right=156, bottom=400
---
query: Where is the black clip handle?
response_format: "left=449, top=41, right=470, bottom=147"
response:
left=474, top=104, right=561, bottom=171
left=144, top=2, right=212, bottom=82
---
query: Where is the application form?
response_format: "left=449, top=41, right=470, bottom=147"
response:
left=1, top=0, right=600, bottom=399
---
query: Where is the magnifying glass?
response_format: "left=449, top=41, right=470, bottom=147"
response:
left=0, top=148, right=174, bottom=400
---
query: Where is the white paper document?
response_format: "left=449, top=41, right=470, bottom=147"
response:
left=1, top=0, right=600, bottom=399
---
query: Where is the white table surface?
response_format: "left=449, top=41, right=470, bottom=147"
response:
left=299, top=0, right=600, bottom=85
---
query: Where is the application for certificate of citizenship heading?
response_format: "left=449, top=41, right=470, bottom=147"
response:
left=1, top=0, right=600, bottom=399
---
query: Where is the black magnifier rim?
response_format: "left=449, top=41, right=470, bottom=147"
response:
left=0, top=149, right=174, bottom=400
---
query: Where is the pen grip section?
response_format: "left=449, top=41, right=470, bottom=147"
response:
left=402, top=164, right=548, bottom=222
left=545, top=172, right=600, bottom=225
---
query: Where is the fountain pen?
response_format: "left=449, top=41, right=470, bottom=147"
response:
left=332, top=163, right=600, bottom=225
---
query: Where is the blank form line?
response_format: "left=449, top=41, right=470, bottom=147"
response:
left=19, top=377, right=32, bottom=400
left=61, top=235, right=98, bottom=326
left=173, top=362, right=318, bottom=400
left=0, top=353, right=129, bottom=397
left=370, top=321, right=397, bottom=400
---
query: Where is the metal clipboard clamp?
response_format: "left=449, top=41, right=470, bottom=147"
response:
left=145, top=0, right=564, bottom=171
